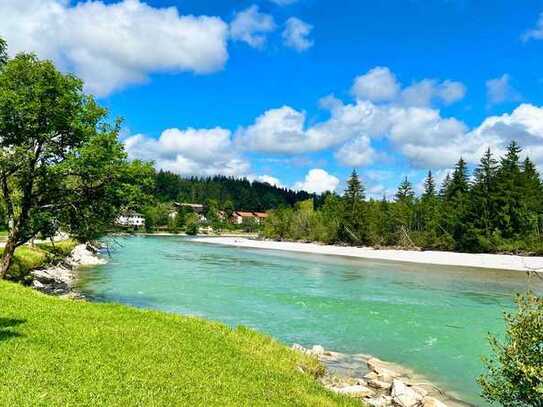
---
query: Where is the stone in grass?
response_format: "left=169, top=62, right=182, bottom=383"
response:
left=391, top=379, right=424, bottom=407
left=421, top=397, right=448, bottom=407
left=332, top=384, right=374, bottom=398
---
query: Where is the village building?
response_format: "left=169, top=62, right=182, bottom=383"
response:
left=231, top=211, right=269, bottom=225
left=116, top=211, right=145, bottom=228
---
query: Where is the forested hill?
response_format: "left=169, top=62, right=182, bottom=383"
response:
left=154, top=171, right=314, bottom=210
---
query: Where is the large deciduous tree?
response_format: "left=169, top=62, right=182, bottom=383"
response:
left=0, top=51, right=152, bottom=278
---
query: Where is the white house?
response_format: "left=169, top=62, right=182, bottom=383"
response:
left=116, top=211, right=145, bottom=228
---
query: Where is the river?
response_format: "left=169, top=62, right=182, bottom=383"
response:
left=77, top=236, right=542, bottom=406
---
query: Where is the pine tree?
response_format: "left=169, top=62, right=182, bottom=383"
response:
left=422, top=171, right=436, bottom=199
left=446, top=158, right=470, bottom=199
left=470, top=148, right=499, bottom=237
left=494, top=141, right=526, bottom=238
left=439, top=173, right=451, bottom=200
left=344, top=169, right=365, bottom=208
left=520, top=157, right=543, bottom=240
left=341, top=170, right=368, bottom=244
left=392, top=177, right=415, bottom=245
left=442, top=158, right=471, bottom=248
left=395, top=177, right=415, bottom=203
left=419, top=171, right=441, bottom=242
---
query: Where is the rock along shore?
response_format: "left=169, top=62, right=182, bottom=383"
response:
left=31, top=243, right=106, bottom=298
left=292, top=344, right=472, bottom=407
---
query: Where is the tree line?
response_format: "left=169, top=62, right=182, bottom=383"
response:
left=154, top=171, right=314, bottom=211
left=263, top=142, right=543, bottom=254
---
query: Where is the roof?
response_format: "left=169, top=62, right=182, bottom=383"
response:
left=174, top=202, right=204, bottom=209
left=234, top=211, right=256, bottom=217
left=123, top=211, right=144, bottom=217
left=253, top=212, right=269, bottom=218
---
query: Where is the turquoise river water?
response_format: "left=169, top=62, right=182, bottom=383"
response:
left=77, top=236, right=542, bottom=406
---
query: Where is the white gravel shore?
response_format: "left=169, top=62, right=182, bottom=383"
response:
left=191, top=236, right=543, bottom=272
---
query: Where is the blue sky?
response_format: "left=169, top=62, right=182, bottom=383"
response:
left=2, top=0, right=543, bottom=196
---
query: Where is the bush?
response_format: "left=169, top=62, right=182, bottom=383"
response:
left=478, top=293, right=543, bottom=406
left=185, top=213, right=199, bottom=236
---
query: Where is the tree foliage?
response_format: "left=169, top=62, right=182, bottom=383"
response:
left=153, top=171, right=313, bottom=211
left=263, top=143, right=543, bottom=254
left=0, top=50, right=152, bottom=278
left=478, top=293, right=543, bottom=406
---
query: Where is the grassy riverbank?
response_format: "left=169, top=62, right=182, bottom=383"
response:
left=0, top=240, right=77, bottom=282
left=0, top=281, right=356, bottom=406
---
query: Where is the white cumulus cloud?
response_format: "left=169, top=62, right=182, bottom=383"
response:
left=230, top=5, right=276, bottom=49
left=486, top=74, right=521, bottom=105
left=124, top=127, right=250, bottom=177
left=522, top=12, right=543, bottom=41
left=0, top=0, right=229, bottom=97
left=351, top=67, right=465, bottom=107
left=335, top=136, right=376, bottom=167
left=293, top=169, right=340, bottom=194
left=252, top=175, right=283, bottom=187
left=352, top=67, right=400, bottom=103
left=282, top=17, right=314, bottom=51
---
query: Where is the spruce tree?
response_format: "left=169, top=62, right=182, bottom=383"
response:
left=520, top=157, right=543, bottom=240
left=442, top=158, right=470, bottom=248
left=495, top=141, right=526, bottom=238
left=439, top=173, right=451, bottom=200
left=392, top=177, right=415, bottom=245
left=395, top=177, right=415, bottom=203
left=446, top=158, right=470, bottom=199
left=470, top=148, right=498, bottom=237
left=341, top=170, right=368, bottom=244
left=420, top=171, right=441, bottom=243
left=422, top=171, right=436, bottom=199
left=344, top=169, right=365, bottom=207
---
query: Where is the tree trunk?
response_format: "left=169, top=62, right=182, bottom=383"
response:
left=0, top=227, right=19, bottom=279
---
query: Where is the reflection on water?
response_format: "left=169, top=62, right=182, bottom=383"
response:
left=78, top=236, right=542, bottom=406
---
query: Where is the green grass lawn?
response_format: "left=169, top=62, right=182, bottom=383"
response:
left=0, top=281, right=357, bottom=406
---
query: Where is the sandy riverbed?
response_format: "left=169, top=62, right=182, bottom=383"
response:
left=191, top=236, right=543, bottom=272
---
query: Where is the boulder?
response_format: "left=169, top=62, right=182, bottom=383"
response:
left=332, top=384, right=374, bottom=398
left=421, top=397, right=448, bottom=407
left=391, top=379, right=423, bottom=407
left=367, top=378, right=392, bottom=391
left=66, top=244, right=106, bottom=267
left=364, top=371, right=380, bottom=381
left=365, top=395, right=394, bottom=407
left=367, top=357, right=402, bottom=378
left=311, top=345, right=325, bottom=356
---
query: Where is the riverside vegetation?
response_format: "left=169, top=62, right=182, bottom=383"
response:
left=263, top=144, right=543, bottom=255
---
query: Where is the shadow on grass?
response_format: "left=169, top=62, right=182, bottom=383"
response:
left=0, top=317, right=25, bottom=342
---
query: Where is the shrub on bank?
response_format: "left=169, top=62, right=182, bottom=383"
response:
left=478, top=293, right=543, bottom=406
